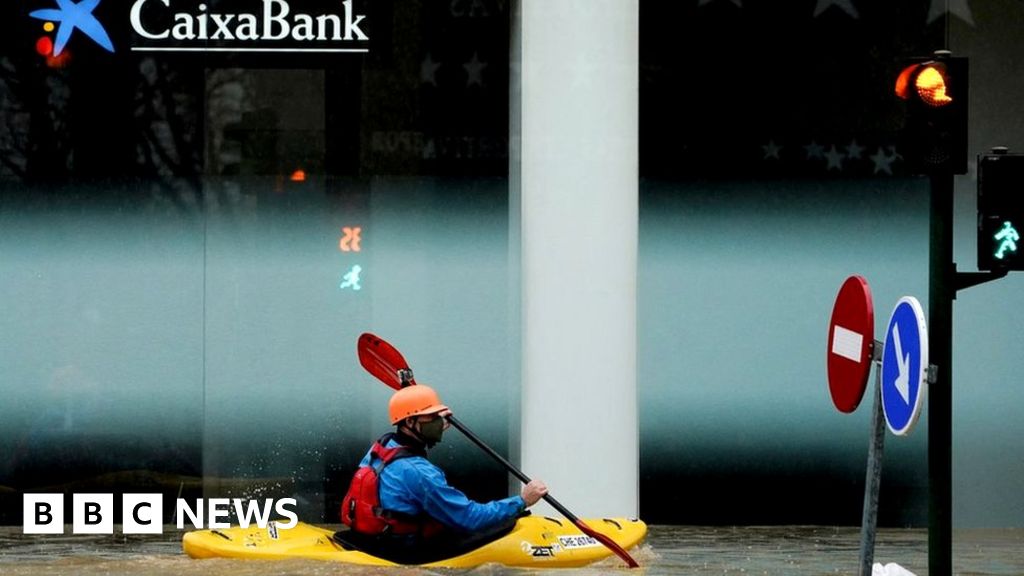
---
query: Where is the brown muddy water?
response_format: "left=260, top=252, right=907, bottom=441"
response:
left=1, top=525, right=1022, bottom=575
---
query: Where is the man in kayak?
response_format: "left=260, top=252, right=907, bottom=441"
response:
left=337, top=384, right=549, bottom=564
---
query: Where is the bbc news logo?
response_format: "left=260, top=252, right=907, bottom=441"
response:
left=23, top=494, right=298, bottom=534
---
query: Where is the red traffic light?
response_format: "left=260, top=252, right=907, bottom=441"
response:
left=895, top=62, right=953, bottom=107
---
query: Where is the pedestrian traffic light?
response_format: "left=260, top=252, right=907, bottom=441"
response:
left=978, top=149, right=1024, bottom=271
left=894, top=51, right=968, bottom=175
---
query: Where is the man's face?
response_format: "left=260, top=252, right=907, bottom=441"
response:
left=414, top=414, right=447, bottom=446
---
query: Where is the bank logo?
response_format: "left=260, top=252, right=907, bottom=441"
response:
left=28, top=0, right=368, bottom=57
left=30, top=0, right=115, bottom=57
left=130, top=0, right=370, bottom=53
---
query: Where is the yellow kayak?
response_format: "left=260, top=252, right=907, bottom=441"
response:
left=183, top=516, right=647, bottom=568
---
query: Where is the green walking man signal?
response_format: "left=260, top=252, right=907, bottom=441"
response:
left=994, top=221, right=1020, bottom=260
left=977, top=149, right=1024, bottom=271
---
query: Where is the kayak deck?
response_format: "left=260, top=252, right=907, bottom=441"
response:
left=183, top=516, right=647, bottom=568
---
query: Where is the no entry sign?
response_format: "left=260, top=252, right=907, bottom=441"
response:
left=827, top=276, right=875, bottom=413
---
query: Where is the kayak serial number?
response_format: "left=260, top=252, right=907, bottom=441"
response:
left=558, top=535, right=600, bottom=549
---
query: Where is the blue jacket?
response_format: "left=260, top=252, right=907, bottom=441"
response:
left=358, top=437, right=525, bottom=533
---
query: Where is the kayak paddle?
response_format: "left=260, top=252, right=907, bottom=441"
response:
left=356, top=332, right=640, bottom=568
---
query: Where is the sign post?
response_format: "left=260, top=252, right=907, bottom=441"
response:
left=828, top=279, right=936, bottom=575
left=858, top=363, right=885, bottom=576
left=827, top=275, right=884, bottom=576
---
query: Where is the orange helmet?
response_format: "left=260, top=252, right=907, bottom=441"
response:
left=388, top=385, right=448, bottom=425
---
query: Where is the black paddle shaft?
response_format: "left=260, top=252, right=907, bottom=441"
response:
left=446, top=415, right=580, bottom=523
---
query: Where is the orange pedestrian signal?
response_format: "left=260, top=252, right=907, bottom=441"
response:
left=893, top=51, right=967, bottom=175
left=895, top=63, right=953, bottom=107
left=339, top=226, right=362, bottom=252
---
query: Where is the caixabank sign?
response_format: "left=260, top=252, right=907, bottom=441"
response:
left=29, top=0, right=369, bottom=59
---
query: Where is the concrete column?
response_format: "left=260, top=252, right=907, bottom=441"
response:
left=512, top=0, right=638, bottom=518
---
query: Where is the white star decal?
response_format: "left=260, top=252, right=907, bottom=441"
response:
left=845, top=139, right=865, bottom=160
left=928, top=0, right=975, bottom=26
left=805, top=141, right=825, bottom=160
left=762, top=140, right=782, bottom=160
left=813, top=0, right=859, bottom=18
left=464, top=52, right=488, bottom=87
left=825, top=145, right=845, bottom=171
left=870, top=147, right=896, bottom=175
left=421, top=54, right=441, bottom=86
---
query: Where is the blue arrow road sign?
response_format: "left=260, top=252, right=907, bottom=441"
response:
left=880, top=296, right=928, bottom=436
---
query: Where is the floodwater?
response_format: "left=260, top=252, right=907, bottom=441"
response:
left=1, top=525, right=1022, bottom=575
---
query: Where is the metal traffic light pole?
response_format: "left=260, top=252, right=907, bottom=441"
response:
left=895, top=49, right=960, bottom=576
left=900, top=50, right=1010, bottom=576
left=928, top=170, right=954, bottom=576
left=912, top=51, right=1005, bottom=576
left=930, top=174, right=1007, bottom=576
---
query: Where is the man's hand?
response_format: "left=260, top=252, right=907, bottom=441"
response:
left=520, top=479, right=549, bottom=507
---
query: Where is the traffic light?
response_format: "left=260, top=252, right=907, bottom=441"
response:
left=978, top=150, right=1024, bottom=271
left=894, top=51, right=968, bottom=175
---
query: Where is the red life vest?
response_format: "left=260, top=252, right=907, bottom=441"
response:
left=340, top=435, right=443, bottom=536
